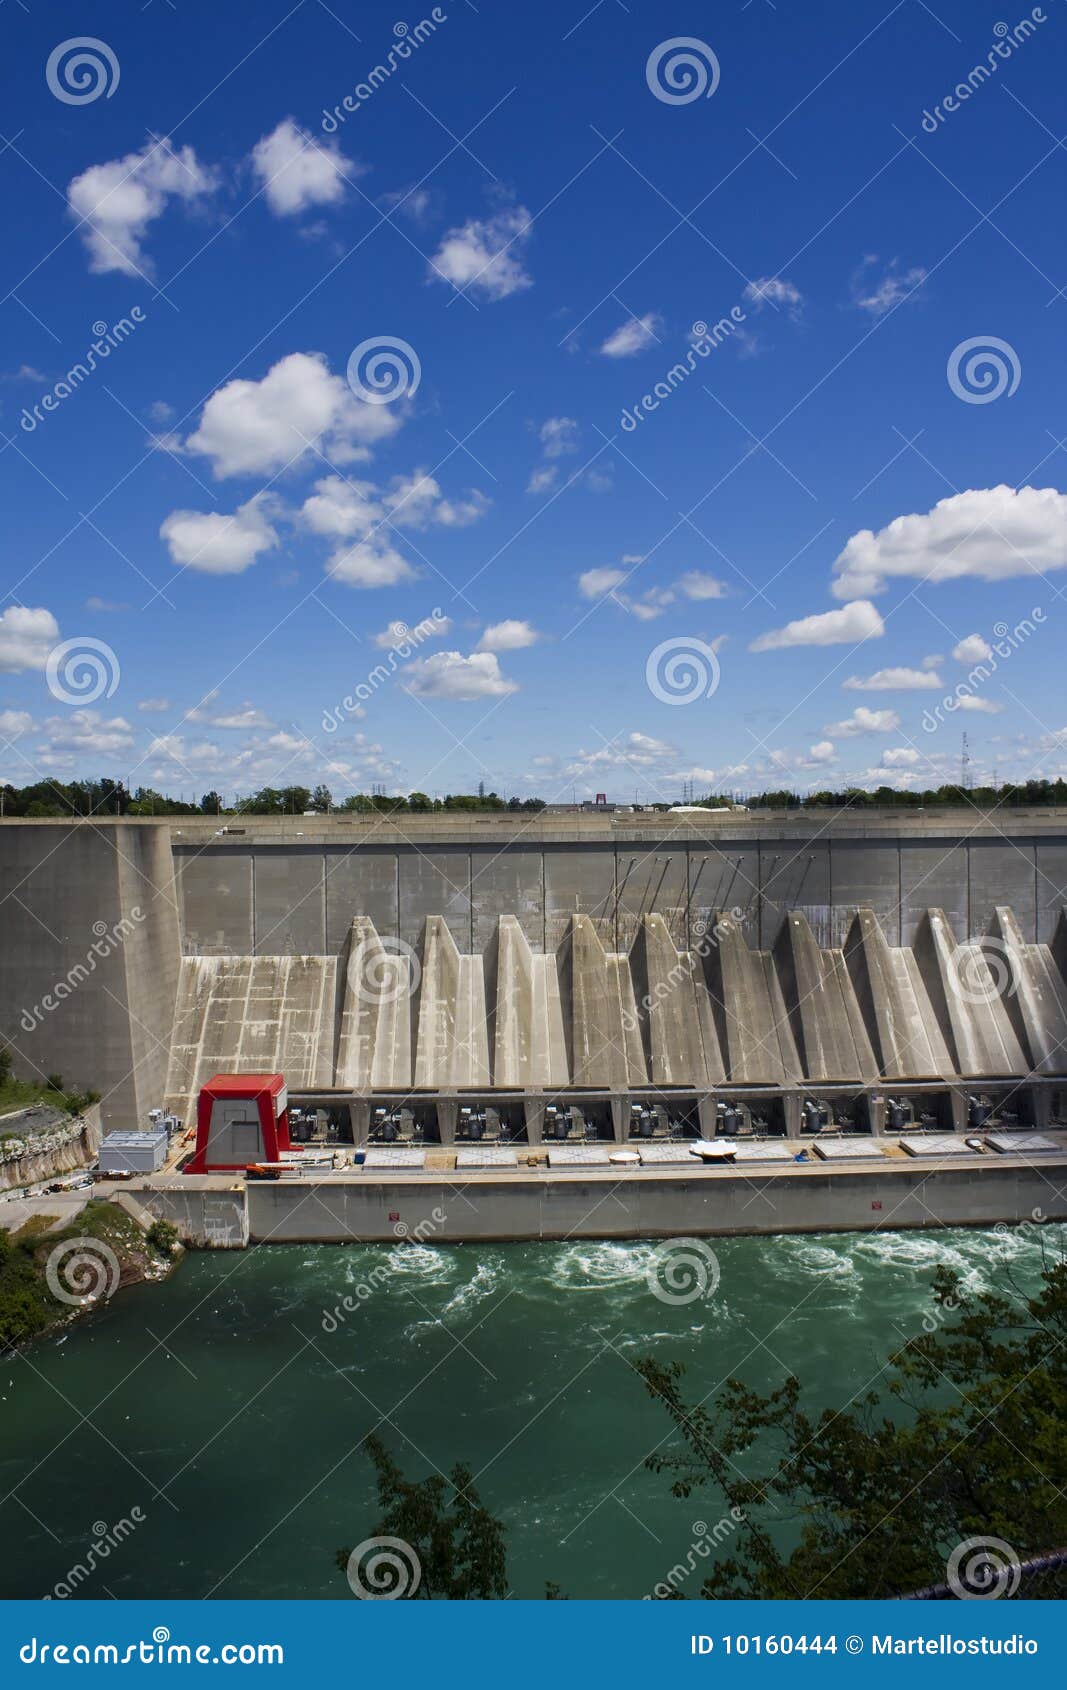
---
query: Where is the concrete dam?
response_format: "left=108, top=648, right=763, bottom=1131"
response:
left=6, top=811, right=1067, bottom=1245
left=4, top=810, right=1067, bottom=1139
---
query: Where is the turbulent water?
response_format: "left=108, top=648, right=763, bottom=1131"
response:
left=0, top=1225, right=1058, bottom=1600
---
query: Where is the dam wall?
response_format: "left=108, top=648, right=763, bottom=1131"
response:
left=166, top=811, right=1067, bottom=954
left=3, top=811, right=1067, bottom=1129
left=0, top=824, right=181, bottom=1128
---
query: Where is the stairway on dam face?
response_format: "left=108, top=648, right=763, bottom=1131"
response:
left=163, top=905, right=1067, bottom=1119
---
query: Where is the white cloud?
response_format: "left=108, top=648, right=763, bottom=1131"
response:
left=385, top=470, right=489, bottom=529
left=300, top=469, right=487, bottom=588
left=676, top=571, right=727, bottom=600
left=137, top=698, right=171, bottom=712
left=843, top=665, right=942, bottom=691
left=743, top=276, right=803, bottom=317
left=750, top=599, right=884, bottom=651
left=527, top=464, right=558, bottom=495
left=403, top=650, right=518, bottom=699
left=578, top=566, right=627, bottom=598
left=0, top=606, right=59, bottom=672
left=599, top=313, right=661, bottom=358
left=851, top=257, right=928, bottom=316
left=577, top=563, right=726, bottom=618
left=953, top=633, right=992, bottom=663
left=184, top=695, right=274, bottom=729
left=956, top=694, right=1002, bottom=714
left=67, top=136, right=217, bottom=275
left=41, top=709, right=135, bottom=755
left=880, top=747, right=921, bottom=766
left=251, top=118, right=352, bottom=215
left=477, top=619, right=541, bottom=651
left=0, top=709, right=35, bottom=737
left=823, top=706, right=901, bottom=737
left=372, top=616, right=452, bottom=649
left=160, top=496, right=278, bottom=574
left=539, top=417, right=579, bottom=458
left=807, top=740, right=837, bottom=763
left=326, top=537, right=415, bottom=589
left=185, top=352, right=402, bottom=479
left=430, top=206, right=532, bottom=300
left=832, top=486, right=1067, bottom=600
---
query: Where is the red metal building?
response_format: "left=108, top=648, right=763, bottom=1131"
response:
left=185, top=1072, right=293, bottom=1173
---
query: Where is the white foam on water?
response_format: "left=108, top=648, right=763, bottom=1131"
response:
left=764, top=1239, right=858, bottom=1280
left=851, top=1230, right=990, bottom=1295
left=434, top=1257, right=505, bottom=1322
left=384, top=1243, right=458, bottom=1284
left=544, top=1241, right=656, bottom=1292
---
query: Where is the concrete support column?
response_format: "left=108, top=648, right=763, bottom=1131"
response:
left=781, top=1094, right=802, bottom=1137
left=868, top=1093, right=886, bottom=1136
left=348, top=1099, right=370, bottom=1146
left=948, top=1087, right=967, bottom=1133
left=696, top=1092, right=717, bottom=1139
left=1031, top=1088, right=1050, bottom=1129
left=523, top=1095, right=545, bottom=1145
left=609, top=1095, right=629, bottom=1143
left=436, top=1096, right=458, bottom=1145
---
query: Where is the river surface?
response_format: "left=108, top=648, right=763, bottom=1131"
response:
left=0, top=1225, right=1057, bottom=1600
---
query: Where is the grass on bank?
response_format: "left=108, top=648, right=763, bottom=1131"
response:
left=0, top=1199, right=175, bottom=1352
left=0, top=1047, right=99, bottom=1123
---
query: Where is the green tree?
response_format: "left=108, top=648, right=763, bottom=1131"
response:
left=309, top=784, right=333, bottom=813
left=336, top=1434, right=508, bottom=1599
left=636, top=1259, right=1067, bottom=1599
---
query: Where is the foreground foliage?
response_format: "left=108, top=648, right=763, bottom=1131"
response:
left=337, top=1434, right=508, bottom=1599
left=637, top=1258, right=1067, bottom=1598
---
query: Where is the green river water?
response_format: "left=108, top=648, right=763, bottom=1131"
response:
left=1, top=1225, right=1058, bottom=1600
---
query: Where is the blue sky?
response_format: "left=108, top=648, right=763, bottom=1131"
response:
left=2, top=0, right=1066, bottom=803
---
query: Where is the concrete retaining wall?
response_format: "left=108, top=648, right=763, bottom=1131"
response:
left=131, top=1180, right=249, bottom=1248
left=124, top=1158, right=1067, bottom=1246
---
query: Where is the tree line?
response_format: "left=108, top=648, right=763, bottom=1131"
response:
left=4, top=775, right=1067, bottom=819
